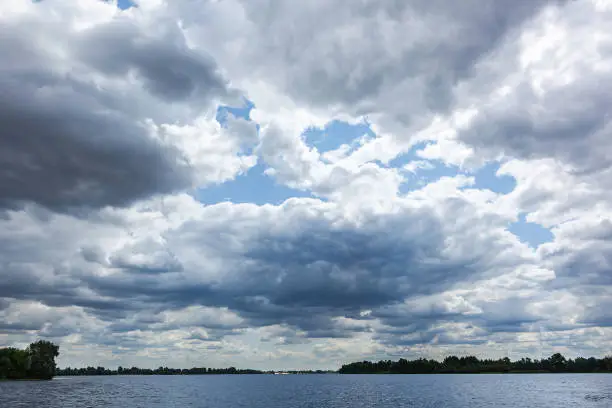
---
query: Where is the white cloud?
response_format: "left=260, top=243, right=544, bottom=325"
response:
left=1, top=0, right=611, bottom=370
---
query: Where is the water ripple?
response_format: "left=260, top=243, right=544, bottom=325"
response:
left=0, top=374, right=610, bottom=408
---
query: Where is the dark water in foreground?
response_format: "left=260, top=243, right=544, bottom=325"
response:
left=1, top=374, right=611, bottom=407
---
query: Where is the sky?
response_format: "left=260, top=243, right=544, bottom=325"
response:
left=0, top=0, right=611, bottom=371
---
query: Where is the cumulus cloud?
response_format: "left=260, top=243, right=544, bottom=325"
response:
left=1, top=0, right=611, bottom=369
left=456, top=0, right=612, bottom=172
left=0, top=179, right=548, bottom=361
left=178, top=0, right=564, bottom=121
left=0, top=1, right=255, bottom=212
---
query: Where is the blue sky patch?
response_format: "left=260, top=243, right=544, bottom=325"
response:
left=116, top=0, right=135, bottom=10
left=194, top=163, right=311, bottom=206
left=217, top=100, right=254, bottom=122
left=303, top=120, right=375, bottom=154
left=508, top=213, right=554, bottom=248
left=472, top=162, right=516, bottom=194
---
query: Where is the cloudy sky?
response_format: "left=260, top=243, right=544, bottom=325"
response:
left=1, top=0, right=611, bottom=371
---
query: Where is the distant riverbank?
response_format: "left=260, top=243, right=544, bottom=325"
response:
left=3, top=340, right=611, bottom=379
left=58, top=353, right=611, bottom=377
left=56, top=366, right=335, bottom=376
left=338, top=354, right=612, bottom=374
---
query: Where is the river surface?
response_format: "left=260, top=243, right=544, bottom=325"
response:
left=1, top=374, right=611, bottom=407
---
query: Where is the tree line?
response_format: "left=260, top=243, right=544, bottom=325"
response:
left=56, top=366, right=335, bottom=376
left=56, top=366, right=264, bottom=376
left=338, top=353, right=612, bottom=374
left=0, top=340, right=60, bottom=380
left=5, top=340, right=610, bottom=378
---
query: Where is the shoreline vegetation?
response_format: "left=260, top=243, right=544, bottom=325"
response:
left=55, top=354, right=612, bottom=377
left=338, top=354, right=612, bottom=374
left=2, top=341, right=612, bottom=380
left=53, top=353, right=612, bottom=376
left=0, top=341, right=60, bottom=380
left=56, top=367, right=334, bottom=376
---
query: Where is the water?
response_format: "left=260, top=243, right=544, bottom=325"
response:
left=0, top=374, right=611, bottom=407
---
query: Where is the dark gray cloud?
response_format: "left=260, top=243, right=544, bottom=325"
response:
left=0, top=86, right=190, bottom=211
left=74, top=20, right=234, bottom=103
left=0, top=194, right=523, bottom=343
left=539, top=219, right=612, bottom=330
left=202, top=0, right=566, bottom=123
left=579, top=291, right=612, bottom=327
left=163, top=204, right=491, bottom=335
left=0, top=299, right=83, bottom=338
left=459, top=78, right=612, bottom=174
left=0, top=264, right=80, bottom=304
left=473, top=299, right=542, bottom=334
left=454, top=0, right=612, bottom=183
left=41, top=197, right=529, bottom=342
left=0, top=7, right=238, bottom=212
left=0, top=321, right=45, bottom=333
left=371, top=293, right=545, bottom=349
left=384, top=332, right=488, bottom=348
left=238, top=223, right=444, bottom=310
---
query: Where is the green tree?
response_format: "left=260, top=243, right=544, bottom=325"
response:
left=548, top=353, right=567, bottom=372
left=26, top=340, right=60, bottom=380
left=0, top=348, right=30, bottom=379
left=604, top=356, right=612, bottom=371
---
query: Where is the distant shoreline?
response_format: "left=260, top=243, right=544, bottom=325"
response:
left=3, top=340, right=611, bottom=380
left=5, top=371, right=612, bottom=381
left=55, top=368, right=335, bottom=376
left=338, top=354, right=612, bottom=374
left=53, top=371, right=612, bottom=376
left=58, top=353, right=612, bottom=377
